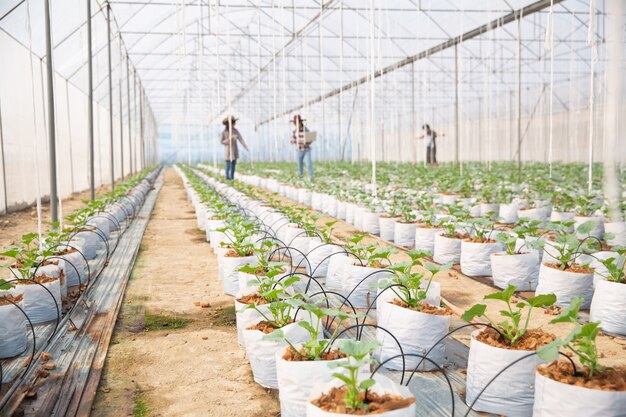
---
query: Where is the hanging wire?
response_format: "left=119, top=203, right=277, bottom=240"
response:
left=369, top=0, right=377, bottom=199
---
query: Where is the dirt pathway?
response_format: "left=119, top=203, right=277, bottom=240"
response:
left=90, top=168, right=279, bottom=417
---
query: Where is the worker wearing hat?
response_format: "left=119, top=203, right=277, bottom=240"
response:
left=221, top=115, right=249, bottom=180
left=290, top=114, right=314, bottom=179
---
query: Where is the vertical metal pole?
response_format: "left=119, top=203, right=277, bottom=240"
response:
left=119, top=50, right=125, bottom=179
left=454, top=43, right=460, bottom=167
left=87, top=0, right=95, bottom=200
left=517, top=16, right=522, bottom=172
left=127, top=57, right=132, bottom=175
left=44, top=0, right=58, bottom=223
left=140, top=87, right=145, bottom=169
left=107, top=2, right=114, bottom=189
left=0, top=96, right=8, bottom=213
left=411, top=61, right=415, bottom=163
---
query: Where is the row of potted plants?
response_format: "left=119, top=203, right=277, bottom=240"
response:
left=0, top=168, right=160, bottom=362
left=188, top=163, right=625, bottom=416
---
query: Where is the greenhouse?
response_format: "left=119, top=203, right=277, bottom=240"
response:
left=0, top=0, right=625, bottom=416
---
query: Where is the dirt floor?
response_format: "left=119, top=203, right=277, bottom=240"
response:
left=89, top=168, right=279, bottom=417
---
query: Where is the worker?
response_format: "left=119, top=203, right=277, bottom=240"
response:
left=418, top=124, right=444, bottom=166
left=290, top=114, right=314, bottom=179
left=221, top=115, right=249, bottom=180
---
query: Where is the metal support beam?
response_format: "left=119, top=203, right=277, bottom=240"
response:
left=107, top=2, right=115, bottom=190
left=44, top=0, right=58, bottom=223
left=119, top=51, right=124, bottom=179
left=87, top=0, right=95, bottom=200
left=127, top=56, right=132, bottom=175
left=258, top=0, right=564, bottom=126
left=454, top=43, right=459, bottom=166
left=517, top=16, right=522, bottom=172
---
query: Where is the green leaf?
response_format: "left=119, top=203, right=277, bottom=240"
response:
left=461, top=304, right=487, bottom=322
left=537, top=338, right=566, bottom=363
left=262, top=329, right=286, bottom=343
left=297, top=320, right=317, bottom=335
left=549, top=297, right=584, bottom=324
left=359, top=378, right=376, bottom=391
left=576, top=220, right=597, bottom=236
left=484, top=285, right=517, bottom=303
left=526, top=293, right=557, bottom=308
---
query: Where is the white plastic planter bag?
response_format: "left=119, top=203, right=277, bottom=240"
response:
left=377, top=280, right=441, bottom=308
left=574, top=215, right=604, bottom=239
left=336, top=201, right=347, bottom=220
left=87, top=216, right=111, bottom=240
left=311, top=193, right=324, bottom=211
left=326, top=253, right=352, bottom=292
left=604, top=221, right=626, bottom=247
left=243, top=321, right=313, bottom=389
left=205, top=219, right=226, bottom=242
left=480, top=203, right=500, bottom=218
left=275, top=342, right=345, bottom=417
left=353, top=206, right=365, bottom=231
left=433, top=234, right=462, bottom=265
left=39, top=264, right=66, bottom=298
left=345, top=203, right=355, bottom=225
left=518, top=208, right=548, bottom=224
left=490, top=252, right=539, bottom=291
left=414, top=226, right=443, bottom=253
left=466, top=330, right=544, bottom=417
left=342, top=264, right=392, bottom=309
left=290, top=236, right=320, bottom=270
left=460, top=241, right=502, bottom=277
left=298, top=189, right=312, bottom=206
left=72, top=233, right=98, bottom=260
left=394, top=222, right=416, bottom=248
left=322, top=196, right=338, bottom=217
left=535, top=263, right=594, bottom=308
left=379, top=216, right=398, bottom=241
left=376, top=300, right=450, bottom=371
left=362, top=210, right=380, bottom=235
left=18, top=279, right=62, bottom=324
left=550, top=211, right=575, bottom=226
left=306, top=374, right=416, bottom=417
left=533, top=370, right=626, bottom=417
left=589, top=279, right=626, bottom=335
left=578, top=251, right=625, bottom=287
left=498, top=203, right=519, bottom=224
left=234, top=299, right=271, bottom=346
left=221, top=255, right=256, bottom=296
left=0, top=298, right=28, bottom=359
left=306, top=242, right=343, bottom=278
left=61, top=252, right=87, bottom=287
left=196, top=204, right=207, bottom=230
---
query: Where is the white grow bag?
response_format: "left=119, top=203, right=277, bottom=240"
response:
left=433, top=234, right=462, bottom=265
left=394, top=222, right=416, bottom=248
left=220, top=255, right=256, bottom=296
left=535, top=263, right=594, bottom=308
left=205, top=219, right=226, bottom=242
left=0, top=298, right=28, bottom=359
left=336, top=201, right=347, bottom=220
left=243, top=321, right=314, bottom=389
left=589, top=279, right=626, bottom=335
left=306, top=242, right=343, bottom=278
left=414, top=226, right=442, bottom=253
left=345, top=203, right=356, bottom=225
left=234, top=298, right=271, bottom=346
left=533, top=369, right=626, bottom=417
left=498, top=203, right=519, bottom=224
left=490, top=252, right=539, bottom=291
left=376, top=300, right=450, bottom=371
left=466, top=330, right=544, bottom=417
left=604, top=221, right=626, bottom=247
left=306, top=374, right=416, bottom=417
left=342, top=264, right=392, bottom=309
left=60, top=250, right=87, bottom=288
left=362, top=210, right=380, bottom=235
left=290, top=236, right=321, bottom=270
left=326, top=253, right=353, bottom=292
left=18, top=279, right=62, bottom=324
left=275, top=342, right=345, bottom=417
left=460, top=241, right=502, bottom=277
left=574, top=215, right=604, bottom=239
left=379, top=216, right=398, bottom=242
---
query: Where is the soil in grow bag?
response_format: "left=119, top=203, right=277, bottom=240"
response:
left=538, top=360, right=626, bottom=391
left=236, top=293, right=269, bottom=305
left=225, top=249, right=254, bottom=257
left=311, top=387, right=416, bottom=415
left=543, top=263, right=594, bottom=274
left=476, top=327, right=555, bottom=351
left=0, top=293, right=23, bottom=305
left=389, top=299, right=453, bottom=316
left=248, top=320, right=294, bottom=334
left=282, top=347, right=346, bottom=362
